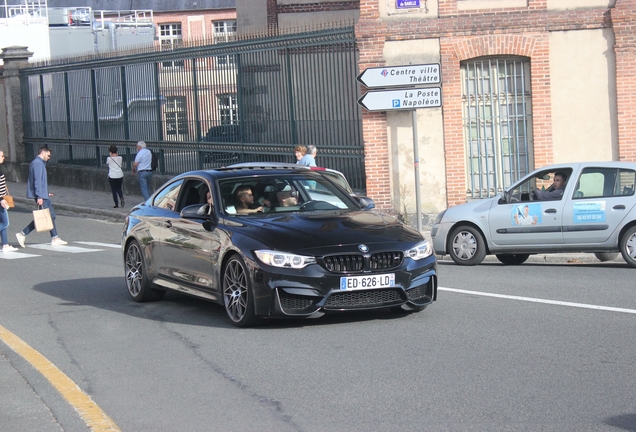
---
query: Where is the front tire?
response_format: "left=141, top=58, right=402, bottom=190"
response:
left=620, top=226, right=636, bottom=267
left=448, top=225, right=487, bottom=266
left=496, top=254, right=530, bottom=265
left=124, top=240, right=166, bottom=302
left=222, top=255, right=258, bottom=327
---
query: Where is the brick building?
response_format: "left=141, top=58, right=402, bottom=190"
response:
left=241, top=0, right=636, bottom=223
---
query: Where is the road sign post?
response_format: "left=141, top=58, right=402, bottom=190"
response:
left=357, top=64, right=443, bottom=233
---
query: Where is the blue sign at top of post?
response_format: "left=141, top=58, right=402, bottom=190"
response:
left=397, top=0, right=420, bottom=8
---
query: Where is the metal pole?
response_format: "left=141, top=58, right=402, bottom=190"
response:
left=412, top=109, right=422, bottom=232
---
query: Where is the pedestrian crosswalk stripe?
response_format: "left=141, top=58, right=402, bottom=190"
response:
left=29, top=244, right=104, bottom=253
left=75, top=241, right=120, bottom=248
left=0, top=252, right=41, bottom=260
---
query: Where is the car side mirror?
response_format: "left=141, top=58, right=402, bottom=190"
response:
left=356, top=196, right=375, bottom=210
left=498, top=191, right=507, bottom=205
left=180, top=203, right=214, bottom=219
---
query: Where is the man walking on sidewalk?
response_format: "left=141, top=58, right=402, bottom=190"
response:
left=132, top=141, right=153, bottom=200
left=16, top=144, right=67, bottom=248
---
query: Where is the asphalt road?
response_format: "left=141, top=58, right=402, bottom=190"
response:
left=1, top=209, right=635, bottom=431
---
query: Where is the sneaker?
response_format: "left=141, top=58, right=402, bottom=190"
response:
left=2, top=245, right=18, bottom=252
left=51, top=237, right=68, bottom=246
left=120, top=198, right=125, bottom=207
left=113, top=205, right=119, bottom=208
left=15, top=232, right=25, bottom=248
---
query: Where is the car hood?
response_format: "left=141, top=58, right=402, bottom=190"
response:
left=441, top=196, right=497, bottom=223
left=225, top=210, right=424, bottom=254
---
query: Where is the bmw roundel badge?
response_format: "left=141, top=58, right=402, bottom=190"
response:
left=358, top=244, right=369, bottom=253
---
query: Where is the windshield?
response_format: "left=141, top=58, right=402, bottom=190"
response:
left=219, top=173, right=359, bottom=215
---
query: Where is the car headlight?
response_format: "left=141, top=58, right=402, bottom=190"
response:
left=434, top=210, right=447, bottom=225
left=405, top=240, right=433, bottom=260
left=254, top=250, right=316, bottom=269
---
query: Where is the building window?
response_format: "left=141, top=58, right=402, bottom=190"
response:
left=160, top=23, right=184, bottom=68
left=216, top=54, right=237, bottom=67
left=217, top=94, right=238, bottom=125
left=165, top=96, right=189, bottom=137
left=213, top=20, right=237, bottom=42
left=461, top=57, right=533, bottom=198
left=214, top=20, right=237, bottom=67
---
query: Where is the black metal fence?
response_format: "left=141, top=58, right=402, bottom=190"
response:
left=20, top=26, right=366, bottom=191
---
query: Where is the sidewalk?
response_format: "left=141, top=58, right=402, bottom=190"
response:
left=7, top=180, right=145, bottom=222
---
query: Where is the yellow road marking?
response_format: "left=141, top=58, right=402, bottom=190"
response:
left=0, top=324, right=120, bottom=431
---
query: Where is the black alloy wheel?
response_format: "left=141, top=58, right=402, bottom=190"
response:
left=125, top=240, right=166, bottom=302
left=222, top=255, right=258, bottom=327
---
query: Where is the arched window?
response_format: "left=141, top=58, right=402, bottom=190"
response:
left=461, top=57, right=533, bottom=198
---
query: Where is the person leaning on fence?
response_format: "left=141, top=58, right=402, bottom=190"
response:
left=15, top=144, right=67, bottom=248
left=297, top=145, right=317, bottom=167
left=294, top=145, right=307, bottom=163
left=107, top=145, right=125, bottom=208
left=132, top=141, right=153, bottom=201
left=0, top=150, right=18, bottom=251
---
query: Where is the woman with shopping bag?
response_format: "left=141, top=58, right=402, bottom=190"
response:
left=0, top=150, right=18, bottom=252
left=15, top=144, right=67, bottom=248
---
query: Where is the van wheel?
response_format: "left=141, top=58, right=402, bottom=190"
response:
left=448, top=225, right=487, bottom=266
left=594, top=252, right=618, bottom=262
left=496, top=254, right=530, bottom=265
left=620, top=226, right=636, bottom=267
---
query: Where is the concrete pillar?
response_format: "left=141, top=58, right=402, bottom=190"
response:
left=0, top=46, right=33, bottom=180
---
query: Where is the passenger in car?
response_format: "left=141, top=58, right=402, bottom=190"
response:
left=235, top=186, right=265, bottom=214
left=534, top=171, right=567, bottom=200
left=197, top=190, right=213, bottom=216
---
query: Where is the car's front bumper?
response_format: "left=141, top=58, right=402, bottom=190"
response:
left=249, top=255, right=437, bottom=318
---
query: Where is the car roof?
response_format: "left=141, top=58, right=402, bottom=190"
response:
left=173, top=165, right=329, bottom=181
left=226, top=162, right=346, bottom=176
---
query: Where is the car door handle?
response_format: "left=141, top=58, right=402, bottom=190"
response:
left=164, top=220, right=172, bottom=228
left=545, top=209, right=557, bottom=214
left=613, top=205, right=626, bottom=210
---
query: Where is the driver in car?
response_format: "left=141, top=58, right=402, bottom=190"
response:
left=534, top=171, right=567, bottom=200
left=277, top=187, right=299, bottom=207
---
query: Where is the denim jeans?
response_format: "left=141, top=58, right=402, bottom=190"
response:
left=0, top=206, right=8, bottom=246
left=23, top=199, right=58, bottom=238
left=138, top=171, right=153, bottom=200
left=108, top=176, right=124, bottom=205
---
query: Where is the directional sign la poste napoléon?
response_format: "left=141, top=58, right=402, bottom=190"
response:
left=357, top=87, right=441, bottom=112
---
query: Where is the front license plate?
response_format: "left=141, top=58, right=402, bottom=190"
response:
left=340, top=273, right=395, bottom=290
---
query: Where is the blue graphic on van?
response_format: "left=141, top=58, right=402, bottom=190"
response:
left=512, top=204, right=542, bottom=226
left=573, top=201, right=606, bottom=223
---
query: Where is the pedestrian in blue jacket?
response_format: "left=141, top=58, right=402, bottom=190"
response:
left=15, top=144, right=67, bottom=248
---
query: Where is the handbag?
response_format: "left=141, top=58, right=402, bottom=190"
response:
left=3, top=195, right=14, bottom=208
left=3, top=182, right=14, bottom=208
left=33, top=206, right=54, bottom=232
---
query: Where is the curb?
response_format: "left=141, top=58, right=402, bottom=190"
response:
left=11, top=197, right=127, bottom=222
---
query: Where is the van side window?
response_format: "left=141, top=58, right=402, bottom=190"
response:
left=574, top=168, right=636, bottom=199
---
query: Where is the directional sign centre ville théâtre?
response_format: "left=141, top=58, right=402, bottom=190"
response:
left=356, top=63, right=442, bottom=111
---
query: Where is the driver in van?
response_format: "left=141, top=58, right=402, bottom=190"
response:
left=534, top=171, right=567, bottom=200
